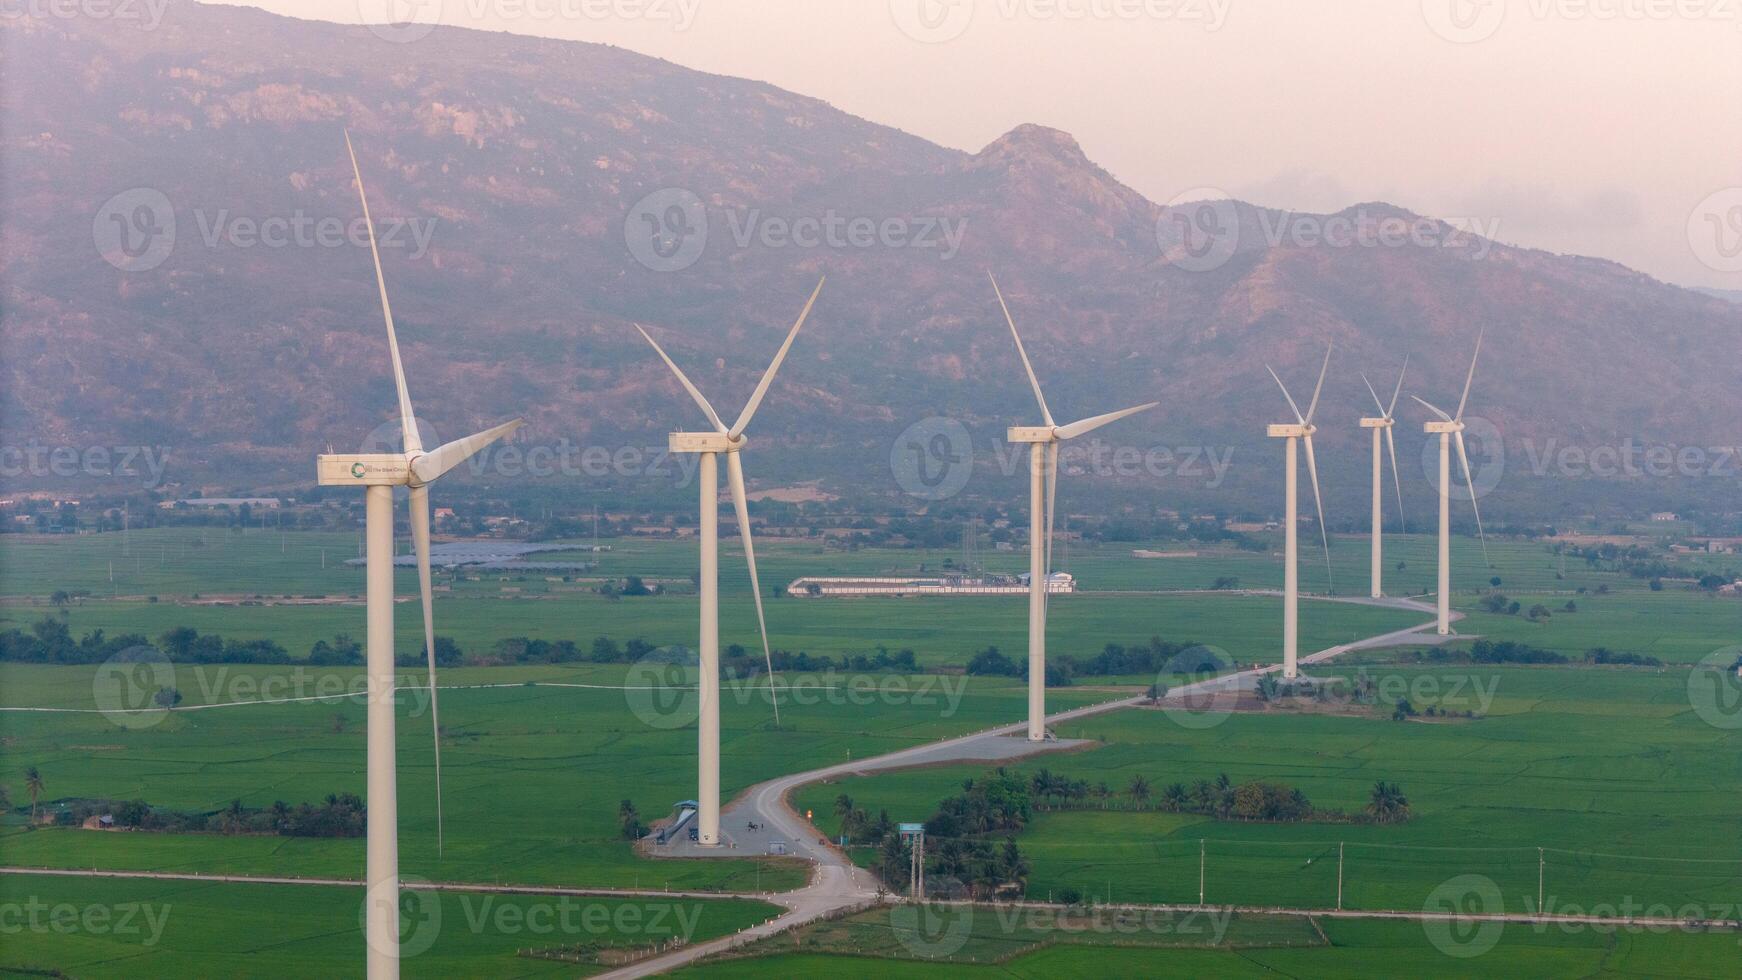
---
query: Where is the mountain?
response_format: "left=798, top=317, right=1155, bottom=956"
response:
left=4, top=1, right=1739, bottom=521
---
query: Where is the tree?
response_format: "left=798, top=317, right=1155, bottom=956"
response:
left=617, top=799, right=645, bottom=840
left=1127, top=774, right=1151, bottom=807
left=1366, top=781, right=1410, bottom=823
left=1393, top=698, right=1417, bottom=721
left=1527, top=604, right=1552, bottom=622
left=24, top=766, right=42, bottom=824
left=1489, top=576, right=1502, bottom=590
left=1649, top=577, right=1664, bottom=592
left=1161, top=782, right=1188, bottom=812
left=153, top=686, right=183, bottom=709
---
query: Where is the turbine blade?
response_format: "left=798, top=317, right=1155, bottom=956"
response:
left=345, top=131, right=421, bottom=454
left=1302, top=434, right=1333, bottom=592
left=634, top=324, right=726, bottom=433
left=1384, top=424, right=1407, bottom=535
left=1266, top=365, right=1305, bottom=424
left=725, top=452, right=780, bottom=726
left=1304, top=345, right=1332, bottom=424
left=408, top=485, right=443, bottom=856
left=988, top=271, right=1053, bottom=426
left=1054, top=401, right=1159, bottom=441
left=1455, top=330, right=1484, bottom=421
left=1388, top=355, right=1409, bottom=417
left=1453, top=430, right=1491, bottom=566
left=1411, top=395, right=1451, bottom=422
left=730, top=277, right=825, bottom=439
left=1361, top=373, right=1386, bottom=417
left=411, top=419, right=524, bottom=485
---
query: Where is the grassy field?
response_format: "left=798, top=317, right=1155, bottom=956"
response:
left=6, top=529, right=1736, bottom=670
left=795, top=666, right=1742, bottom=915
left=0, top=873, right=780, bottom=978
left=0, top=665, right=1114, bottom=891
left=5, top=526, right=1729, bottom=600
left=680, top=916, right=1742, bottom=978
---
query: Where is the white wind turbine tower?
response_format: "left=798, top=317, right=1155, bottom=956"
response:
left=1358, top=359, right=1409, bottom=598
left=635, top=278, right=824, bottom=846
left=1265, top=346, right=1334, bottom=680
left=990, top=273, right=1158, bottom=741
left=316, top=134, right=523, bottom=980
left=1413, top=332, right=1489, bottom=635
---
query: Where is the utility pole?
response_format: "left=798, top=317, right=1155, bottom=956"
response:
left=1198, top=839, right=1206, bottom=907
left=1337, top=842, right=1345, bottom=911
left=1538, top=847, right=1545, bottom=912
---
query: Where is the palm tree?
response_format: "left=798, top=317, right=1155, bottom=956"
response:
left=1127, top=774, right=1151, bottom=808
left=24, top=766, right=42, bottom=824
left=1162, top=782, right=1189, bottom=812
left=1365, top=781, right=1410, bottom=824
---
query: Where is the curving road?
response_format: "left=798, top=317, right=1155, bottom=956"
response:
left=601, top=595, right=1460, bottom=978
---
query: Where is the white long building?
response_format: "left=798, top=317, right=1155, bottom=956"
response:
left=786, top=572, right=1074, bottom=597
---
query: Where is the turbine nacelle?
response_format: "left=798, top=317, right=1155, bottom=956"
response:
left=1007, top=425, right=1058, bottom=444
left=1267, top=423, right=1314, bottom=439
left=1424, top=419, right=1464, bottom=434
left=670, top=431, right=746, bottom=454
left=317, top=454, right=414, bottom=486
left=1358, top=417, right=1395, bottom=429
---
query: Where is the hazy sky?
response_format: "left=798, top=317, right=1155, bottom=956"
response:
left=214, top=0, right=1741, bottom=290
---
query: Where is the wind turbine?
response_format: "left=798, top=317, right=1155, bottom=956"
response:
left=990, top=273, right=1158, bottom=741
left=1413, top=332, right=1489, bottom=636
left=1265, top=346, right=1334, bottom=680
left=316, top=133, right=523, bottom=979
left=635, top=277, right=824, bottom=846
left=1358, top=359, right=1409, bottom=598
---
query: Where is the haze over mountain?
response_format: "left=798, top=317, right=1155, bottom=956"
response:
left=4, top=1, right=1738, bottom=520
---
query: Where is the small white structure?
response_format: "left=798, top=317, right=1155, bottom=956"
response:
left=787, top=572, right=1074, bottom=597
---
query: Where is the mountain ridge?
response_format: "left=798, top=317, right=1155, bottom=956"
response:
left=3, top=1, right=1738, bottom=519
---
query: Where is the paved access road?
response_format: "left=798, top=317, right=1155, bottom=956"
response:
left=601, top=596, right=1458, bottom=978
